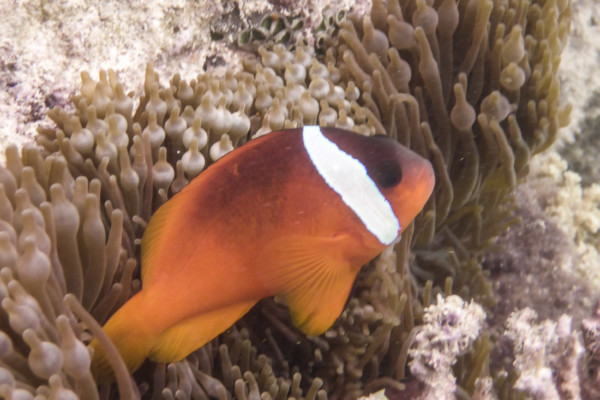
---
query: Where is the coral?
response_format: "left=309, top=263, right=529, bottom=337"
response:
left=237, top=10, right=343, bottom=50
left=0, top=0, right=240, bottom=148
left=581, top=302, right=600, bottom=399
left=503, top=308, right=583, bottom=400
left=408, top=294, right=486, bottom=400
left=472, top=377, right=496, bottom=400
left=560, top=90, right=600, bottom=185
left=525, top=152, right=600, bottom=288
left=554, top=0, right=600, bottom=147
left=0, top=0, right=574, bottom=398
left=483, top=180, right=593, bottom=326
left=357, top=388, right=388, bottom=400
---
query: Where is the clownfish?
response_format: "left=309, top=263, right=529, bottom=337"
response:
left=90, top=126, right=434, bottom=381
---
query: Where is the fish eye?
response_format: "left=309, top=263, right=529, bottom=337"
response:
left=373, top=160, right=402, bottom=188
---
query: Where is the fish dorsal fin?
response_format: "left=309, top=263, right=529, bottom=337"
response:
left=258, top=234, right=359, bottom=336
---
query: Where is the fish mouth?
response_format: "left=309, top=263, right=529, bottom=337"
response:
left=403, top=157, right=435, bottom=201
left=389, top=158, right=435, bottom=231
left=418, top=160, right=436, bottom=199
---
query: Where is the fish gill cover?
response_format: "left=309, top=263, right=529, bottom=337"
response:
left=0, top=0, right=580, bottom=399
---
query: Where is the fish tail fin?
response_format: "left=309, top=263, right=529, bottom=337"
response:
left=90, top=293, right=258, bottom=382
left=90, top=293, right=153, bottom=384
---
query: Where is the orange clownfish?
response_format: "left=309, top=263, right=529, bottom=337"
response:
left=91, top=126, right=435, bottom=381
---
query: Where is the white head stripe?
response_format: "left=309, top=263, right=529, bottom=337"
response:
left=302, top=126, right=401, bottom=245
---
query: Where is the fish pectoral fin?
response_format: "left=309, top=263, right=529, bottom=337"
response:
left=258, top=234, right=359, bottom=337
left=149, top=300, right=256, bottom=364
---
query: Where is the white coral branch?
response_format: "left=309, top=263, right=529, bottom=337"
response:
left=408, top=294, right=486, bottom=400
left=505, top=308, right=583, bottom=400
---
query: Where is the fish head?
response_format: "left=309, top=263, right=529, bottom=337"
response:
left=317, top=127, right=435, bottom=239
left=360, top=135, right=435, bottom=235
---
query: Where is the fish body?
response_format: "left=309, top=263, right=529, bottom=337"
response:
left=91, top=126, right=434, bottom=380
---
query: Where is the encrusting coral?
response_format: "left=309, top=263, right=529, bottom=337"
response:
left=0, top=0, right=574, bottom=398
